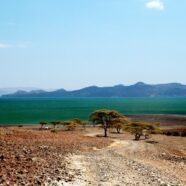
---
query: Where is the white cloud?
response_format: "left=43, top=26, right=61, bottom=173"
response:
left=0, top=44, right=12, bottom=48
left=0, top=43, right=26, bottom=49
left=146, top=0, right=164, bottom=11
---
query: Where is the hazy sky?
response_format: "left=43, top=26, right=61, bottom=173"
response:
left=0, top=0, right=186, bottom=90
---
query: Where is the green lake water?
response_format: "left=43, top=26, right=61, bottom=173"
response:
left=0, top=97, right=186, bottom=124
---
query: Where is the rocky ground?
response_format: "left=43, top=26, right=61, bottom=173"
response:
left=0, top=127, right=110, bottom=186
left=68, top=141, right=185, bottom=186
left=0, top=127, right=186, bottom=186
left=66, top=129, right=186, bottom=186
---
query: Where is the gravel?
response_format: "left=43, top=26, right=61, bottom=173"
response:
left=66, top=139, right=186, bottom=186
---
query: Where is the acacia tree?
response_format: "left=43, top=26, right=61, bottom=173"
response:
left=124, top=121, right=159, bottom=140
left=39, top=121, right=47, bottom=129
left=89, top=110, right=126, bottom=137
left=50, top=121, right=61, bottom=128
left=110, top=117, right=129, bottom=133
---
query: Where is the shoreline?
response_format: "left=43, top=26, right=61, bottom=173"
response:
left=1, top=114, right=186, bottom=127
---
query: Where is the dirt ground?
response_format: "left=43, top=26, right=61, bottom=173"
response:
left=70, top=127, right=186, bottom=186
left=0, top=126, right=186, bottom=186
left=0, top=126, right=110, bottom=186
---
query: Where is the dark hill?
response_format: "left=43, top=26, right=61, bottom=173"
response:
left=2, top=82, right=186, bottom=97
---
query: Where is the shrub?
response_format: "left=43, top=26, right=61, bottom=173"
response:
left=71, top=118, right=87, bottom=129
left=124, top=121, right=159, bottom=140
left=63, top=121, right=78, bottom=131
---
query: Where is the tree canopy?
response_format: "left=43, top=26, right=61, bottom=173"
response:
left=90, top=110, right=128, bottom=137
left=110, top=117, right=129, bottom=133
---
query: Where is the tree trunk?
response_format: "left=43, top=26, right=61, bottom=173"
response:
left=144, top=134, right=149, bottom=140
left=104, top=127, right=108, bottom=137
left=103, top=121, right=108, bottom=137
left=135, top=133, right=140, bottom=140
left=117, top=128, right=121, bottom=133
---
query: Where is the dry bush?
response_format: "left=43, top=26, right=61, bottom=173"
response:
left=124, top=121, right=160, bottom=140
left=63, top=119, right=87, bottom=131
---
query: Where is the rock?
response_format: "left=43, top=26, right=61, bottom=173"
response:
left=0, top=176, right=5, bottom=184
left=55, top=169, right=60, bottom=174
left=36, top=179, right=41, bottom=185
left=160, top=181, right=168, bottom=186
left=65, top=178, right=72, bottom=182
left=57, top=177, right=61, bottom=181
left=0, top=155, right=5, bottom=161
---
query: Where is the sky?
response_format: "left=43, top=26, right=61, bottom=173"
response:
left=0, top=0, right=186, bottom=90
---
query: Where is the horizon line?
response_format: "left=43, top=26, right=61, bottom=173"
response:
left=0, top=81, right=185, bottom=92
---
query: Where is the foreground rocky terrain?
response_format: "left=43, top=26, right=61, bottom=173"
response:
left=0, top=127, right=110, bottom=185
left=64, top=129, right=186, bottom=186
left=0, top=127, right=186, bottom=186
left=68, top=140, right=186, bottom=186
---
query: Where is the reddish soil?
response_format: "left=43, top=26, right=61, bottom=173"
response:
left=0, top=127, right=111, bottom=185
left=0, top=125, right=186, bottom=185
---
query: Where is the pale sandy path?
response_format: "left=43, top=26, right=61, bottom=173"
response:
left=60, top=131, right=186, bottom=186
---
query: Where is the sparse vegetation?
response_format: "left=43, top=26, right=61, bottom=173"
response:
left=110, top=117, right=129, bottom=133
left=50, top=121, right=61, bottom=128
left=63, top=121, right=77, bottom=131
left=39, top=118, right=87, bottom=131
left=2, top=110, right=186, bottom=186
left=39, top=121, right=47, bottom=129
left=71, top=118, right=87, bottom=129
left=62, top=119, right=85, bottom=131
left=124, top=121, right=160, bottom=140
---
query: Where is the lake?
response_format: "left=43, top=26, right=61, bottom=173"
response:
left=0, top=97, right=186, bottom=124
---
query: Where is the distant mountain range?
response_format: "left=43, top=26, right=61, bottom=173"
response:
left=0, top=87, right=39, bottom=96
left=2, top=82, right=186, bottom=97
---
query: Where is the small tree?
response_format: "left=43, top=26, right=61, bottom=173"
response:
left=39, top=121, right=47, bottom=129
left=89, top=110, right=125, bottom=137
left=50, top=121, right=61, bottom=128
left=71, top=118, right=82, bottom=124
left=110, top=117, right=129, bottom=133
left=71, top=118, right=86, bottom=129
left=124, top=121, right=158, bottom=140
left=63, top=121, right=77, bottom=131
